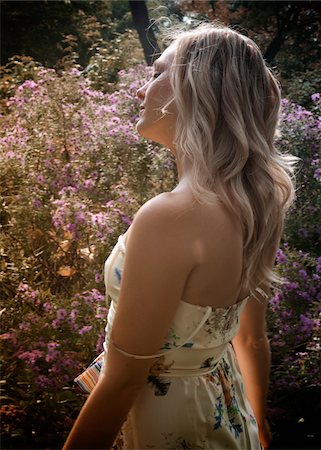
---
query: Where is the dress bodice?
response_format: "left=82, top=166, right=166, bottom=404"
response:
left=102, top=235, right=253, bottom=377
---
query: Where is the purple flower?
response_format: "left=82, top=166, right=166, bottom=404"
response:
left=43, top=302, right=52, bottom=312
left=16, top=282, right=40, bottom=306
left=45, top=342, right=60, bottom=362
left=69, top=309, right=78, bottom=321
left=74, top=211, right=86, bottom=224
left=314, top=168, right=321, bottom=181
left=56, top=309, right=67, bottom=321
left=48, top=342, right=59, bottom=350
left=32, top=198, right=43, bottom=208
left=20, top=80, right=38, bottom=91
left=300, top=292, right=312, bottom=302
left=284, top=281, right=299, bottom=291
left=83, top=179, right=95, bottom=190
left=35, top=375, right=52, bottom=389
left=96, top=331, right=105, bottom=353
left=95, top=306, right=107, bottom=319
left=311, top=93, right=320, bottom=102
left=299, top=314, right=315, bottom=334
left=120, top=214, right=132, bottom=226
left=298, top=269, right=308, bottom=280
left=269, top=291, right=283, bottom=311
left=280, top=310, right=293, bottom=320
left=95, top=273, right=102, bottom=283
left=276, top=249, right=287, bottom=264
left=18, top=350, right=44, bottom=365
left=18, top=322, right=30, bottom=331
left=78, top=325, right=93, bottom=335
left=52, top=319, right=61, bottom=329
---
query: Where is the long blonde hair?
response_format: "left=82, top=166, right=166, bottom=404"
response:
left=160, top=22, right=298, bottom=297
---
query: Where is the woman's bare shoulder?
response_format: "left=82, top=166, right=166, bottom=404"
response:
left=125, top=187, right=235, bottom=246
left=125, top=191, right=194, bottom=246
left=129, top=190, right=197, bottom=232
left=122, top=192, right=196, bottom=277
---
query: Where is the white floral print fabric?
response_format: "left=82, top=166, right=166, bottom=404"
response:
left=100, top=235, right=263, bottom=450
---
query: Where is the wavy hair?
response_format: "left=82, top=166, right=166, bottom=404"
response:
left=159, top=21, right=298, bottom=298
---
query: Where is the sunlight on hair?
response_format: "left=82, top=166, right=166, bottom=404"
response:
left=156, top=21, right=300, bottom=298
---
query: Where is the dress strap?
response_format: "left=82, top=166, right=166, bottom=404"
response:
left=110, top=306, right=213, bottom=359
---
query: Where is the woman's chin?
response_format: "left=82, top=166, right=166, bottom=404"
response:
left=135, top=123, right=149, bottom=140
left=135, top=122, right=167, bottom=147
left=135, top=119, right=144, bottom=132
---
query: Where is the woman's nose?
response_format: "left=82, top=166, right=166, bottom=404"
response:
left=136, top=86, right=145, bottom=101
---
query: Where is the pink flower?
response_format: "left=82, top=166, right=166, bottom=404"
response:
left=56, top=309, right=67, bottom=321
left=78, top=325, right=93, bottom=335
left=95, top=273, right=102, bottom=283
left=43, top=302, right=52, bottom=312
left=0, top=333, right=13, bottom=340
left=276, top=249, right=287, bottom=264
left=18, top=350, right=44, bottom=365
left=35, top=375, right=52, bottom=389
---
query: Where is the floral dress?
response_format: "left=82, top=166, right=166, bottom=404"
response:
left=100, top=234, right=263, bottom=450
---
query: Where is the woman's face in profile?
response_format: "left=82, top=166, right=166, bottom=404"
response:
left=136, top=44, right=178, bottom=151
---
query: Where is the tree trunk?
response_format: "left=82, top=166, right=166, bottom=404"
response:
left=263, top=29, right=285, bottom=64
left=128, top=0, right=160, bottom=66
left=264, top=3, right=302, bottom=63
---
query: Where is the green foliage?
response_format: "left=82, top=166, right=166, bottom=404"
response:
left=0, top=56, right=42, bottom=109
left=82, top=28, right=144, bottom=93
left=1, top=0, right=127, bottom=71
left=285, top=61, right=321, bottom=109
left=111, top=0, right=133, bottom=32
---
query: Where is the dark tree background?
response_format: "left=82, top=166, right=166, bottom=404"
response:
left=2, top=1, right=320, bottom=70
left=1, top=0, right=130, bottom=68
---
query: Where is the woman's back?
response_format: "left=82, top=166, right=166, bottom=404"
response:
left=124, top=185, right=247, bottom=310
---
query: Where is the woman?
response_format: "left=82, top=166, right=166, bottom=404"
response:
left=63, top=22, right=297, bottom=450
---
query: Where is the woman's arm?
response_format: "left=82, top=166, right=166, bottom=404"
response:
left=63, top=193, right=195, bottom=449
left=231, top=238, right=279, bottom=428
left=231, top=290, right=273, bottom=450
left=231, top=293, right=271, bottom=426
left=63, top=373, right=145, bottom=449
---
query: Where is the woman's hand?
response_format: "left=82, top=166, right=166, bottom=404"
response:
left=258, top=418, right=273, bottom=450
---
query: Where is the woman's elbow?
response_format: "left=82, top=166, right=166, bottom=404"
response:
left=232, top=330, right=270, bottom=350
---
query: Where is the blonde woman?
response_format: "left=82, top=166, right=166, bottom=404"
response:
left=64, top=22, right=297, bottom=450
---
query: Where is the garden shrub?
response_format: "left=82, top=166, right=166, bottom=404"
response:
left=266, top=246, right=320, bottom=445
left=0, top=63, right=176, bottom=447
left=278, top=94, right=321, bottom=255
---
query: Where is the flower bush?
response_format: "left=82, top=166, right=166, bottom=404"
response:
left=1, top=284, right=106, bottom=447
left=0, top=63, right=176, bottom=448
left=0, top=63, right=176, bottom=295
left=0, top=56, right=320, bottom=447
left=266, top=246, right=320, bottom=446
left=277, top=94, right=321, bottom=254
left=268, top=247, right=320, bottom=390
